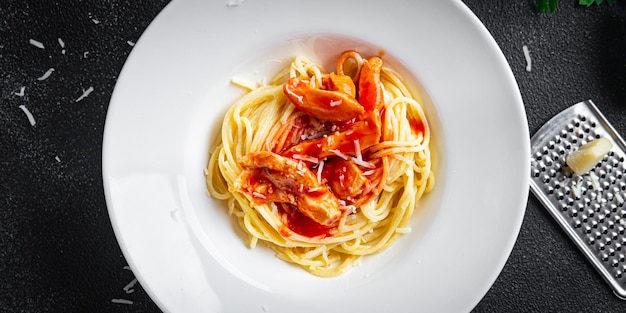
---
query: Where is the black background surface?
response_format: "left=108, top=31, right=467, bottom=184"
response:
left=2, top=1, right=626, bottom=312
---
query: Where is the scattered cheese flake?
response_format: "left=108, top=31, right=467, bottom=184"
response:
left=571, top=179, right=582, bottom=199
left=29, top=39, right=44, bottom=49
left=122, top=265, right=131, bottom=271
left=111, top=299, right=133, bottom=305
left=291, top=154, right=319, bottom=164
left=57, top=38, right=65, bottom=48
left=127, top=40, right=135, bottom=47
left=18, top=105, right=36, bottom=126
left=123, top=278, right=138, bottom=294
left=75, top=86, right=94, bottom=102
left=351, top=143, right=375, bottom=169
left=522, top=45, right=532, bottom=72
left=252, top=192, right=267, bottom=199
left=231, top=76, right=257, bottom=90
left=590, top=172, right=600, bottom=190
left=329, top=149, right=349, bottom=160
left=226, top=0, right=247, bottom=7
left=55, top=156, right=61, bottom=162
left=91, top=18, right=101, bottom=24
left=14, top=86, right=25, bottom=97
left=37, top=68, right=55, bottom=81
left=395, top=227, right=412, bottom=234
left=83, top=51, right=89, bottom=58
left=354, top=140, right=363, bottom=161
left=316, top=160, right=325, bottom=184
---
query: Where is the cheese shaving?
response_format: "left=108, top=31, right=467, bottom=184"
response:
left=57, top=38, right=65, bottom=48
left=123, top=278, right=138, bottom=294
left=523, top=45, right=532, bottom=72
left=29, top=39, right=44, bottom=49
left=291, top=154, right=319, bottom=164
left=316, top=160, right=325, bottom=184
left=231, top=76, right=257, bottom=91
left=127, top=40, right=135, bottom=47
left=329, top=149, right=349, bottom=160
left=351, top=139, right=375, bottom=168
left=14, top=86, right=25, bottom=97
left=111, top=299, right=133, bottom=305
left=18, top=105, right=36, bottom=126
left=75, top=86, right=94, bottom=102
left=37, top=68, right=55, bottom=81
left=395, top=227, right=412, bottom=234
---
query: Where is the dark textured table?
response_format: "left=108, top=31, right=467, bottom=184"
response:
left=2, top=1, right=626, bottom=312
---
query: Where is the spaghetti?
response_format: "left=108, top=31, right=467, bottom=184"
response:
left=206, top=50, right=435, bottom=277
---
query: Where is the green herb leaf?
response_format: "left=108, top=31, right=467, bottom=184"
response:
left=537, top=0, right=558, bottom=12
left=537, top=0, right=548, bottom=12
left=539, top=0, right=618, bottom=13
left=550, top=0, right=559, bottom=11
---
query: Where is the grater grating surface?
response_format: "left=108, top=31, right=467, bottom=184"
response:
left=530, top=100, right=626, bottom=299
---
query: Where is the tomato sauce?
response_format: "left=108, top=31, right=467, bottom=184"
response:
left=409, top=116, right=425, bottom=135
left=279, top=204, right=333, bottom=238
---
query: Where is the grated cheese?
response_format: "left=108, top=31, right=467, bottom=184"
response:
left=252, top=192, right=266, bottom=199
left=57, top=38, right=65, bottom=48
left=29, top=39, right=44, bottom=49
left=395, top=227, right=412, bottom=234
left=123, top=278, right=138, bottom=294
left=330, top=99, right=342, bottom=107
left=571, top=179, right=581, bottom=199
left=75, top=86, right=94, bottom=102
left=316, top=160, right=325, bottom=184
left=14, top=86, right=25, bottom=97
left=55, top=156, right=61, bottom=162
left=18, top=105, right=36, bottom=126
left=329, top=149, right=349, bottom=160
left=351, top=148, right=375, bottom=169
left=590, top=172, right=600, bottom=190
left=127, top=40, right=135, bottom=47
left=291, top=154, right=319, bottom=164
left=37, top=68, right=55, bottom=81
left=111, top=299, right=133, bottom=305
left=231, top=76, right=257, bottom=91
left=522, top=45, right=532, bottom=72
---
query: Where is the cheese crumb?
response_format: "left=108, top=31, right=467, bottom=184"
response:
left=37, top=68, right=55, bottom=81
left=29, top=39, right=44, bottom=49
left=14, top=86, right=25, bottom=97
left=18, top=105, right=36, bottom=126
left=75, top=86, right=94, bottom=102
left=111, top=299, right=133, bottom=305
left=522, top=45, right=532, bottom=72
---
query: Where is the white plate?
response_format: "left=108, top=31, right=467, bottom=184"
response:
left=103, top=0, right=530, bottom=312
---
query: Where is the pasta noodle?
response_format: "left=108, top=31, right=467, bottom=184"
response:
left=206, top=51, right=435, bottom=277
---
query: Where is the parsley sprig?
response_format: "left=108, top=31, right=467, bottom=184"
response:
left=537, top=0, right=618, bottom=13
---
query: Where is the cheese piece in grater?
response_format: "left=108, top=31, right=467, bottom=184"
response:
left=530, top=100, right=626, bottom=299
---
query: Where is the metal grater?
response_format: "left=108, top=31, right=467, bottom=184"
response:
left=530, top=100, right=626, bottom=299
